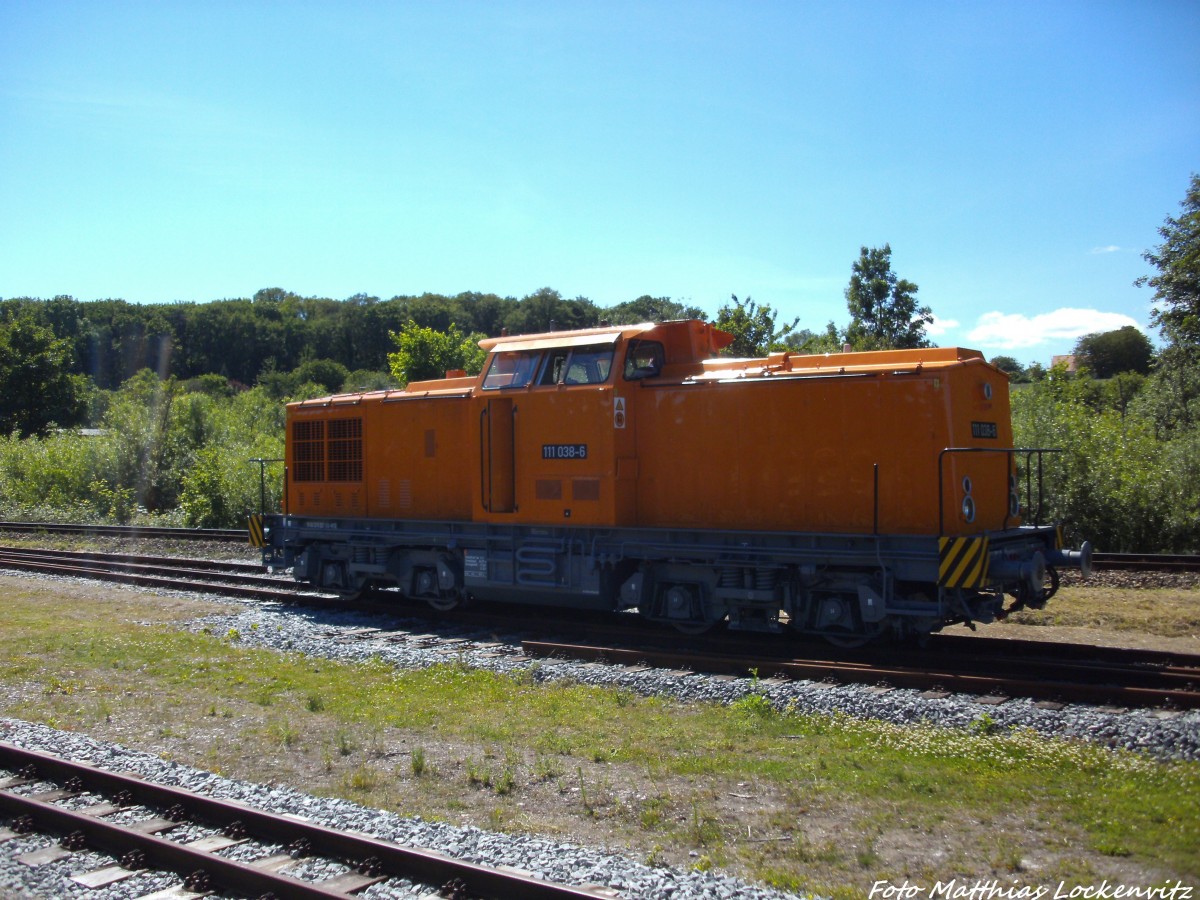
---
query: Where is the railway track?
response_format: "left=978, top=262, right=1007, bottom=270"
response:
left=2, top=546, right=1197, bottom=711
left=522, top=634, right=1200, bottom=711
left=1092, top=552, right=1200, bottom=572
left=2, top=521, right=1199, bottom=570
left=0, top=742, right=610, bottom=900
left=0, top=521, right=247, bottom=543
left=0, top=546, right=309, bottom=602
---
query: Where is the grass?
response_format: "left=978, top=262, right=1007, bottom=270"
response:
left=1007, top=584, right=1200, bottom=637
left=0, top=577, right=1197, bottom=897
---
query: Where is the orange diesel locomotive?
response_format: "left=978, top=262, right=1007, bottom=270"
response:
left=258, top=319, right=1091, bottom=644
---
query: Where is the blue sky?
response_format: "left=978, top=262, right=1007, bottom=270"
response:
left=1, top=1, right=1197, bottom=366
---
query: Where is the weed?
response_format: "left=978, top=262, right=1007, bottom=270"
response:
left=305, top=692, right=325, bottom=712
left=335, top=728, right=357, bottom=756
left=467, top=758, right=492, bottom=789
left=410, top=746, right=427, bottom=777
left=343, top=764, right=380, bottom=793
left=532, top=755, right=563, bottom=782
left=639, top=795, right=669, bottom=830
left=734, top=692, right=774, bottom=718
left=513, top=663, right=541, bottom=686
left=969, top=712, right=999, bottom=735
left=494, top=767, right=517, bottom=796
left=44, top=676, right=81, bottom=696
left=269, top=718, right=300, bottom=748
left=577, top=766, right=593, bottom=817
left=690, top=794, right=722, bottom=847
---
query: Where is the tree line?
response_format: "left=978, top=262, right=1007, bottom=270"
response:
left=1, top=173, right=1196, bottom=553
left=1, top=243, right=935, bottom=436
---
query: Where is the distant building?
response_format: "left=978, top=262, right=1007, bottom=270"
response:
left=1050, top=354, right=1078, bottom=373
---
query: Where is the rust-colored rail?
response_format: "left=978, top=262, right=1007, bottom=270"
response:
left=0, top=548, right=306, bottom=602
left=522, top=640, right=1200, bottom=710
left=1092, top=552, right=1200, bottom=573
left=0, top=742, right=612, bottom=899
left=0, top=521, right=247, bottom=542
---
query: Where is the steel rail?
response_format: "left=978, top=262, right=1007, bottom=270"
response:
left=522, top=640, right=1200, bottom=710
left=0, top=553, right=307, bottom=602
left=0, top=522, right=247, bottom=542
left=0, top=545, right=263, bottom=574
left=0, top=742, right=612, bottom=900
left=3, top=547, right=1197, bottom=710
left=1092, top=552, right=1200, bottom=572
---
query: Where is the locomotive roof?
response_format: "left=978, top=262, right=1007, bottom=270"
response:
left=477, top=322, right=652, bottom=352
left=691, top=345, right=990, bottom=382
left=289, top=320, right=995, bottom=410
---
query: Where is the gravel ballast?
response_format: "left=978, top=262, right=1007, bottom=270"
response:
left=2, top=572, right=1198, bottom=899
left=182, top=599, right=1200, bottom=763
left=0, top=718, right=804, bottom=900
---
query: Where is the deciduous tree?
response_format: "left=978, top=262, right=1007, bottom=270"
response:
left=844, top=244, right=932, bottom=350
left=1136, top=174, right=1200, bottom=434
left=1073, top=327, right=1153, bottom=377
left=989, top=356, right=1027, bottom=382
left=603, top=295, right=706, bottom=325
left=715, top=295, right=797, bottom=357
left=1138, top=173, right=1200, bottom=348
left=0, top=315, right=86, bottom=436
left=388, top=322, right=486, bottom=386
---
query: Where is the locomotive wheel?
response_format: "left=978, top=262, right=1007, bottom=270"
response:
left=640, top=583, right=723, bottom=635
left=669, top=618, right=717, bottom=636
left=636, top=607, right=720, bottom=635
left=337, top=580, right=372, bottom=602
left=425, top=591, right=466, bottom=612
left=821, top=629, right=872, bottom=648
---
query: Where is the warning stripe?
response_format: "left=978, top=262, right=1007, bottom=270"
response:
left=247, top=515, right=266, bottom=548
left=938, top=536, right=990, bottom=588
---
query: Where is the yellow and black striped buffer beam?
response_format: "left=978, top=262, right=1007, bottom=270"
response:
left=938, top=536, right=990, bottom=588
left=248, top=515, right=266, bottom=548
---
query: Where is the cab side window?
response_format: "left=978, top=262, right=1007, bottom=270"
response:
left=565, top=347, right=613, bottom=384
left=539, top=350, right=569, bottom=385
left=536, top=344, right=614, bottom=386
left=482, top=350, right=542, bottom=389
left=623, top=340, right=664, bottom=380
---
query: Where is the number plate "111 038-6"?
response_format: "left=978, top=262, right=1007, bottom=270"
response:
left=542, top=444, right=588, bottom=460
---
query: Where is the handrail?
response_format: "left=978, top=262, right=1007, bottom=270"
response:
left=936, top=447, right=1062, bottom=535
left=479, top=406, right=489, bottom=511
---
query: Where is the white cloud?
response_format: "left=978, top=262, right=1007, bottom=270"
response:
left=966, top=308, right=1141, bottom=350
left=924, top=314, right=960, bottom=338
left=1090, top=245, right=1121, bottom=254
